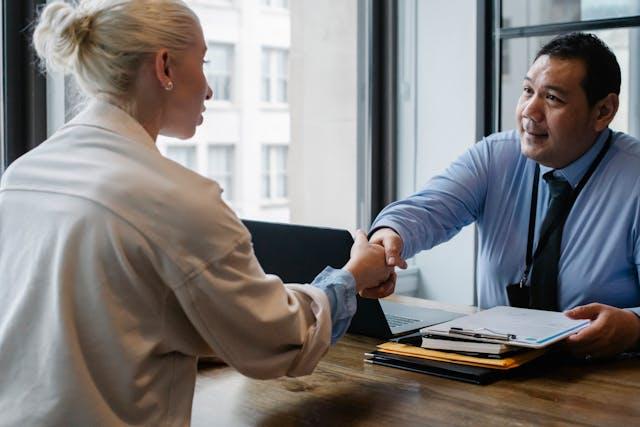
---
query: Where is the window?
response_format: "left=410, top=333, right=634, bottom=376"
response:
left=496, top=2, right=640, bottom=138
left=207, top=145, right=235, bottom=201
left=206, top=43, right=234, bottom=102
left=261, top=145, right=288, bottom=201
left=261, top=48, right=289, bottom=104
left=394, top=0, right=479, bottom=301
left=41, top=0, right=360, bottom=229
left=166, top=145, right=197, bottom=170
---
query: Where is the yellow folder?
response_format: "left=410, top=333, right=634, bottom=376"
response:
left=377, top=342, right=547, bottom=370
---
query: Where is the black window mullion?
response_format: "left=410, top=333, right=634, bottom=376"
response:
left=369, top=0, right=397, bottom=220
left=500, top=15, right=640, bottom=39
left=2, top=0, right=47, bottom=171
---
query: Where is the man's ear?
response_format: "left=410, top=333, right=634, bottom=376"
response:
left=592, top=93, right=619, bottom=132
left=153, top=49, right=173, bottom=90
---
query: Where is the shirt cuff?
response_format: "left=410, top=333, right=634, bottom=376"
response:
left=370, top=219, right=413, bottom=259
left=311, top=266, right=357, bottom=344
left=626, top=307, right=640, bottom=317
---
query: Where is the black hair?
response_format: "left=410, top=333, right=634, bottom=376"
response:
left=535, top=32, right=621, bottom=107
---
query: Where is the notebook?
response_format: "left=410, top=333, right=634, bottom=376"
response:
left=420, top=335, right=516, bottom=355
left=364, top=350, right=503, bottom=385
left=242, top=219, right=463, bottom=339
left=376, top=342, right=546, bottom=369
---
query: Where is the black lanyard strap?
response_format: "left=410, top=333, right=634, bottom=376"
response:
left=519, top=130, right=613, bottom=286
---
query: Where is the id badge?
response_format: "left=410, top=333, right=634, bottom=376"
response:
left=506, top=283, right=530, bottom=308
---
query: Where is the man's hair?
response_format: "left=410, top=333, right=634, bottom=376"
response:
left=535, top=32, right=621, bottom=107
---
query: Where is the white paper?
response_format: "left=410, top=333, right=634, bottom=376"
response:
left=421, top=306, right=590, bottom=349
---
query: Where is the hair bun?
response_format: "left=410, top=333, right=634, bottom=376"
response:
left=33, top=1, right=94, bottom=72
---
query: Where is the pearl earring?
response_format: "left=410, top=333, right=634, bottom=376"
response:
left=164, top=81, right=174, bottom=91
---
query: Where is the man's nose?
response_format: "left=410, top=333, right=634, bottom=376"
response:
left=521, top=95, right=544, bottom=123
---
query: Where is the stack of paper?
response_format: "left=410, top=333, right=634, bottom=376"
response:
left=364, top=306, right=590, bottom=384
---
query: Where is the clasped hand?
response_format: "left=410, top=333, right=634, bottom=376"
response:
left=343, top=230, right=396, bottom=298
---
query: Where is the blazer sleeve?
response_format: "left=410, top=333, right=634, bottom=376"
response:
left=171, top=235, right=332, bottom=379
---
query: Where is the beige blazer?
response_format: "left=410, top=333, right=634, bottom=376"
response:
left=0, top=100, right=331, bottom=426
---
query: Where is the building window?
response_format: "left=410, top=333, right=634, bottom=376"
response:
left=166, top=145, right=197, bottom=170
left=261, top=48, right=289, bottom=104
left=261, top=145, right=288, bottom=200
left=261, top=0, right=289, bottom=9
left=207, top=144, right=235, bottom=201
left=206, top=43, right=234, bottom=102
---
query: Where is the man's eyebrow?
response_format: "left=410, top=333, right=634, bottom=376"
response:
left=544, top=85, right=569, bottom=96
left=522, top=76, right=569, bottom=95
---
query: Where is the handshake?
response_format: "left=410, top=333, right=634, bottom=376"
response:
left=343, top=228, right=406, bottom=299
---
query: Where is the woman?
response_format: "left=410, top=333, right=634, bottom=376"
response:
left=0, top=1, right=394, bottom=425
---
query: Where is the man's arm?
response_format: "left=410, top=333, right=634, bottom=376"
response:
left=370, top=139, right=492, bottom=263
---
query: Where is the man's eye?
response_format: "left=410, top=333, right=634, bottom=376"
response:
left=523, top=87, right=533, bottom=95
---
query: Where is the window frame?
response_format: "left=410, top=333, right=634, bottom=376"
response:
left=261, top=143, right=288, bottom=204
left=207, top=143, right=235, bottom=202
left=260, top=47, right=289, bottom=106
left=206, top=42, right=234, bottom=104
left=1, top=0, right=48, bottom=173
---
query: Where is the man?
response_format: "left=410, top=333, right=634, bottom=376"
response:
left=370, top=33, right=640, bottom=359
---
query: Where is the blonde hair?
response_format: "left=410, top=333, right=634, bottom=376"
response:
left=33, top=0, right=199, bottom=100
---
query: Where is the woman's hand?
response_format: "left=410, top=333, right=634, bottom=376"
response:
left=343, top=230, right=396, bottom=298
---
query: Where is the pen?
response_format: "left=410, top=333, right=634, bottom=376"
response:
left=448, top=327, right=516, bottom=341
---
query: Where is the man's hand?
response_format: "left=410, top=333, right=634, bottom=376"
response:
left=343, top=230, right=396, bottom=299
left=563, top=303, right=640, bottom=359
left=369, top=227, right=408, bottom=269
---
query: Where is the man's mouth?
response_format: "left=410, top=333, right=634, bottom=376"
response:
left=524, top=128, right=548, bottom=138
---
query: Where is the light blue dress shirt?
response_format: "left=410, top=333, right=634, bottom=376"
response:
left=372, top=129, right=640, bottom=315
left=311, top=267, right=357, bottom=343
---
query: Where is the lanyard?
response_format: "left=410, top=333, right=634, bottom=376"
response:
left=518, top=130, right=613, bottom=287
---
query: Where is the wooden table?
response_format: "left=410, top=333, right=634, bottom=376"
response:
left=192, top=297, right=640, bottom=426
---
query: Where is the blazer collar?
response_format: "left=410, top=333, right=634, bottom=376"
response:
left=64, top=99, right=158, bottom=151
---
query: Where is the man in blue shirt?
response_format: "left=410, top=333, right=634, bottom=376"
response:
left=370, top=33, right=640, bottom=359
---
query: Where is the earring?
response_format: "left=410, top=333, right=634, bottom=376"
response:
left=164, top=81, right=174, bottom=91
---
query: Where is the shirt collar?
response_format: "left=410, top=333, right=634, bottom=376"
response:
left=539, top=129, right=610, bottom=188
left=64, top=99, right=158, bottom=151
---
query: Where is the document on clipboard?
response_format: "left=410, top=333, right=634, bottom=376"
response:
left=420, top=306, right=590, bottom=349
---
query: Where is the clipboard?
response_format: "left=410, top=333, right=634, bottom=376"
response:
left=420, top=306, right=590, bottom=349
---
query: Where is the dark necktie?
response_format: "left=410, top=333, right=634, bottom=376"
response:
left=529, top=171, right=573, bottom=311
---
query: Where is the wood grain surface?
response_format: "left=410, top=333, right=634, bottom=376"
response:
left=192, top=299, right=640, bottom=426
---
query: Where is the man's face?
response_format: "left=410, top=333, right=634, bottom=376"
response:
left=515, top=55, right=599, bottom=169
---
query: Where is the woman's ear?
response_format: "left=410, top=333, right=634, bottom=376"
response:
left=593, top=93, right=619, bottom=132
left=153, top=49, right=173, bottom=91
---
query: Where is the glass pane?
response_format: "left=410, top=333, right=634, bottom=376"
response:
left=500, top=28, right=640, bottom=139
left=277, top=50, right=288, bottom=77
left=206, top=44, right=232, bottom=101
left=394, top=0, right=481, bottom=301
left=502, top=0, right=640, bottom=28
left=261, top=50, right=271, bottom=102
left=207, top=145, right=234, bottom=201
left=166, top=146, right=197, bottom=170
left=53, top=1, right=359, bottom=229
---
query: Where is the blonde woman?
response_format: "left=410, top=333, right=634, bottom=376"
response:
left=0, top=1, right=395, bottom=425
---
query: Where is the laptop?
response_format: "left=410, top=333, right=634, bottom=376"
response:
left=242, top=219, right=463, bottom=339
